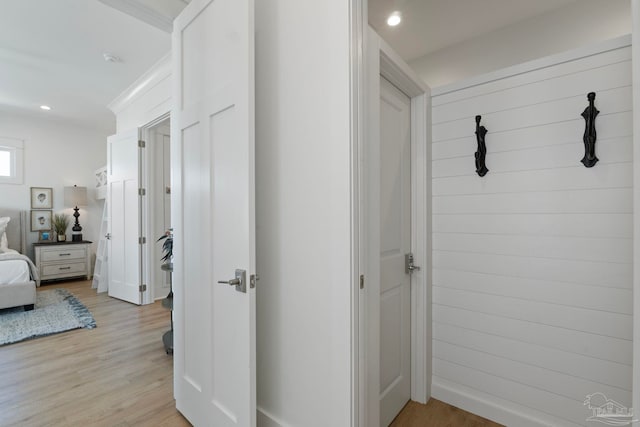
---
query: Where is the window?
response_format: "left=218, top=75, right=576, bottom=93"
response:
left=0, top=150, right=10, bottom=176
left=0, top=138, right=24, bottom=184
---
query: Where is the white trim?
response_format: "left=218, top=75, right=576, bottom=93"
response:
left=359, top=26, right=431, bottom=427
left=360, top=26, right=380, bottom=427
left=108, top=53, right=172, bottom=115
left=98, top=0, right=176, bottom=33
left=257, top=407, right=292, bottom=427
left=409, top=86, right=431, bottom=405
left=378, top=37, right=427, bottom=97
left=0, top=137, right=24, bottom=185
left=631, top=0, right=640, bottom=423
left=432, top=379, right=553, bottom=427
left=431, top=34, right=631, bottom=97
left=350, top=0, right=366, bottom=426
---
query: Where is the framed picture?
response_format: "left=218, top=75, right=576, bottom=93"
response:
left=38, top=230, right=53, bottom=242
left=31, top=187, right=53, bottom=209
left=31, top=210, right=52, bottom=231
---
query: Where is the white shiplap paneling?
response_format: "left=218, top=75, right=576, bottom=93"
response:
left=430, top=41, right=632, bottom=426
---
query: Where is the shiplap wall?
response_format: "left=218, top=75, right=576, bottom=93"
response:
left=430, top=39, right=632, bottom=427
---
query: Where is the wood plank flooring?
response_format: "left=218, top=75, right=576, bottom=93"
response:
left=0, top=280, right=190, bottom=427
left=0, top=280, right=503, bottom=427
left=391, top=399, right=504, bottom=427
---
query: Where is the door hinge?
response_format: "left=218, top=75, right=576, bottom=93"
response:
left=405, top=253, right=421, bottom=274
left=250, top=274, right=259, bottom=289
left=360, top=274, right=365, bottom=289
left=138, top=140, right=146, bottom=148
left=138, top=237, right=146, bottom=244
left=139, top=284, right=147, bottom=292
left=138, top=188, right=146, bottom=196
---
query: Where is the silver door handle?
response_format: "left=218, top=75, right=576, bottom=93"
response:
left=218, top=269, right=247, bottom=293
left=105, top=233, right=111, bottom=240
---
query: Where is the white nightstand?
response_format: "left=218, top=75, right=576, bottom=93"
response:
left=34, top=241, right=92, bottom=285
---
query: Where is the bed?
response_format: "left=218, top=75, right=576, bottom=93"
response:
left=0, top=210, right=38, bottom=311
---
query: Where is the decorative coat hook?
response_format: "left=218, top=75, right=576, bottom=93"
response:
left=581, top=92, right=599, bottom=168
left=475, top=115, right=489, bottom=177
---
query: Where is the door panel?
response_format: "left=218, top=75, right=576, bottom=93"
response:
left=107, top=128, right=141, bottom=305
left=173, top=0, right=256, bottom=425
left=380, top=77, right=412, bottom=426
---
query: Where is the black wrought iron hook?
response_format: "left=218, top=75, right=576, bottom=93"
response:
left=475, top=115, right=489, bottom=177
left=581, top=92, right=599, bottom=168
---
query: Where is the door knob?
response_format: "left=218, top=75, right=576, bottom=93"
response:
left=218, top=269, right=247, bottom=293
left=105, top=233, right=111, bottom=240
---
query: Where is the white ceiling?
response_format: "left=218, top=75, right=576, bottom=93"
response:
left=0, top=0, right=172, bottom=132
left=0, top=0, right=586, bottom=132
left=369, top=0, right=580, bottom=61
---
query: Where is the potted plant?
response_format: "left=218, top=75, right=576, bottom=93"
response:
left=53, top=213, right=70, bottom=242
left=157, top=228, right=173, bottom=264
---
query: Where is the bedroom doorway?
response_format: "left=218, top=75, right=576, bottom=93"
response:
left=105, top=113, right=171, bottom=305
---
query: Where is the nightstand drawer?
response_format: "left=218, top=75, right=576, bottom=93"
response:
left=42, top=262, right=86, bottom=277
left=41, top=248, right=86, bottom=262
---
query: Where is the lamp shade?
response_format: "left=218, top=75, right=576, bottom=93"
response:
left=64, top=185, right=87, bottom=207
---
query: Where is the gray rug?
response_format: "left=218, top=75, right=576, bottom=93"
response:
left=0, top=288, right=96, bottom=346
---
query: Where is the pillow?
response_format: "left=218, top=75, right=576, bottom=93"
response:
left=0, top=217, right=10, bottom=252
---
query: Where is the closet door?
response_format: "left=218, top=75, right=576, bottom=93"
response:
left=107, top=128, right=142, bottom=305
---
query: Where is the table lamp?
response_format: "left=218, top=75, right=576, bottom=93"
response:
left=64, top=185, right=87, bottom=242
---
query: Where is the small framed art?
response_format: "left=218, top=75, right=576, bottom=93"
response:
left=31, top=210, right=52, bottom=231
left=31, top=187, right=53, bottom=209
left=38, top=230, right=53, bottom=242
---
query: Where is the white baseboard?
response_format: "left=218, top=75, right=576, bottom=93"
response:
left=432, top=377, right=576, bottom=427
left=257, top=407, right=291, bottom=427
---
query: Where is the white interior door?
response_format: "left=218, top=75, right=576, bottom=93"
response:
left=172, top=0, right=256, bottom=425
left=107, top=128, right=142, bottom=305
left=379, top=76, right=412, bottom=426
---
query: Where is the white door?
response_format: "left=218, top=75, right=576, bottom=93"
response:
left=107, top=128, right=142, bottom=305
left=379, top=77, right=412, bottom=426
left=172, top=0, right=256, bottom=425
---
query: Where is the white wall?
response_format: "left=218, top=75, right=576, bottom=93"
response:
left=430, top=39, right=632, bottom=426
left=255, top=1, right=353, bottom=426
left=0, top=112, right=109, bottom=261
left=410, top=0, right=631, bottom=89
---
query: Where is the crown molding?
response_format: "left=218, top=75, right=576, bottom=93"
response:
left=108, top=52, right=171, bottom=114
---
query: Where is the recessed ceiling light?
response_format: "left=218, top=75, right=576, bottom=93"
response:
left=40, top=105, right=51, bottom=111
left=387, top=11, right=401, bottom=27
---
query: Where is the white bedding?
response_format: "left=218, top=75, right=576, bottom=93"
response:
left=0, top=250, right=37, bottom=285
left=0, top=259, right=30, bottom=284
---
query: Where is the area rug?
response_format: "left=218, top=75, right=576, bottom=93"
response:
left=0, top=288, right=96, bottom=346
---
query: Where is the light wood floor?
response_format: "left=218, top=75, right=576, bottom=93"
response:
left=0, top=280, right=502, bottom=427
left=0, top=280, right=190, bottom=427
left=391, top=399, right=503, bottom=427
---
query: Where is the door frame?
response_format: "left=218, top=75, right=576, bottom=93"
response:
left=357, top=27, right=432, bottom=427
left=139, top=111, right=170, bottom=305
